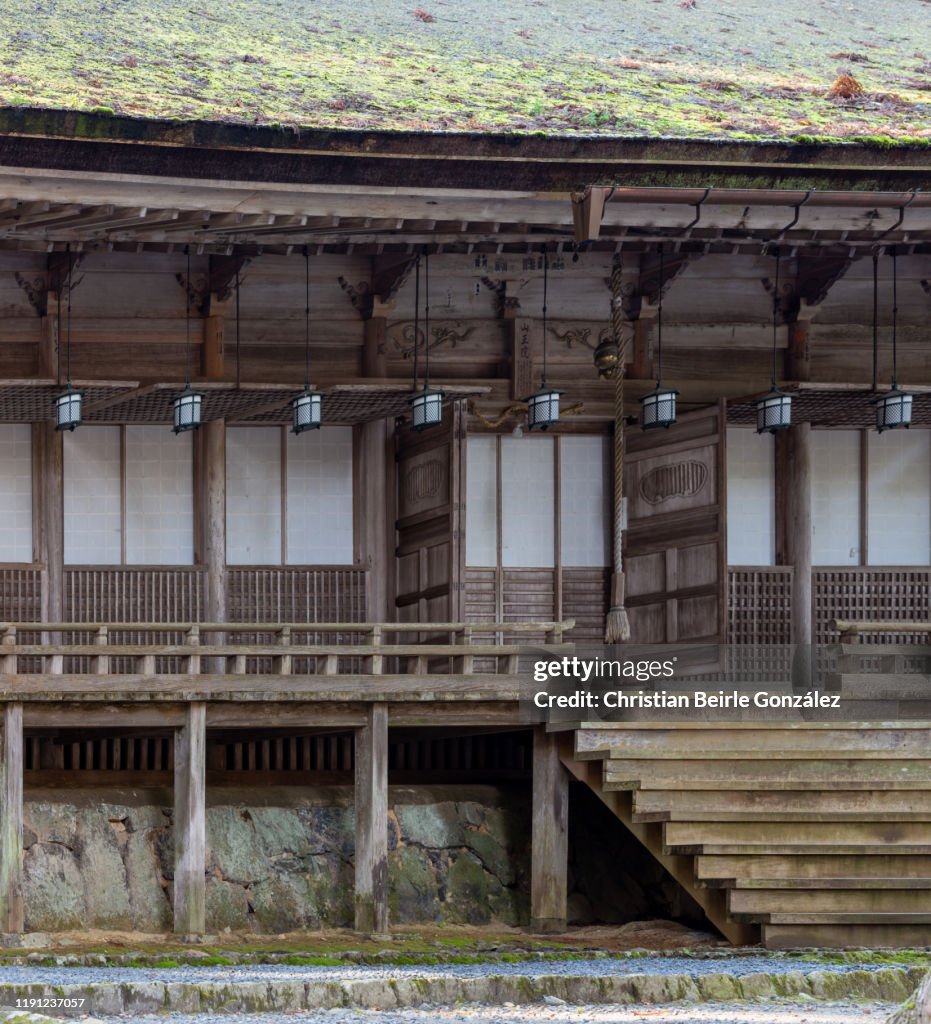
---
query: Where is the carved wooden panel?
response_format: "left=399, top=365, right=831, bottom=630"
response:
left=624, top=405, right=726, bottom=645
left=395, top=405, right=463, bottom=623
left=398, top=448, right=449, bottom=520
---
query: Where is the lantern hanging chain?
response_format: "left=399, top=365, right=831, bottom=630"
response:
left=56, top=260, right=63, bottom=386
left=64, top=242, right=72, bottom=386
left=771, top=247, right=780, bottom=389
left=656, top=244, right=663, bottom=387
left=891, top=247, right=898, bottom=390
left=303, top=245, right=311, bottom=390
left=412, top=253, right=421, bottom=391
left=184, top=245, right=192, bottom=389
left=541, top=246, right=549, bottom=387
left=235, top=265, right=242, bottom=390
left=872, top=249, right=879, bottom=392
left=424, top=248, right=431, bottom=390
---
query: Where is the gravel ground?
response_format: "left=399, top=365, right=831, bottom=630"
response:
left=88, top=1001, right=898, bottom=1024
left=0, top=957, right=901, bottom=986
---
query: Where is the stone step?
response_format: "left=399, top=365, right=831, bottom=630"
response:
left=765, top=912, right=931, bottom=924
left=634, top=789, right=931, bottom=816
left=695, top=843, right=931, bottom=856
left=632, top=788, right=931, bottom=822
left=722, top=877, right=931, bottom=890
left=695, top=853, right=931, bottom=881
left=604, top=757, right=931, bottom=790
left=728, top=887, right=931, bottom=915
left=763, top=921, right=931, bottom=949
left=579, top=727, right=931, bottom=759
left=665, top=820, right=931, bottom=849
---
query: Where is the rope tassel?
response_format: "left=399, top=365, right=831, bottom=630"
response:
left=605, top=253, right=631, bottom=644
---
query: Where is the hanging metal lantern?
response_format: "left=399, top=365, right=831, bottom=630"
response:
left=873, top=249, right=912, bottom=434
left=409, top=386, right=444, bottom=432
left=755, top=248, right=792, bottom=435
left=754, top=387, right=793, bottom=434
left=172, top=384, right=203, bottom=434
left=873, top=389, right=913, bottom=433
left=639, top=384, right=678, bottom=430
left=54, top=385, right=82, bottom=432
left=291, top=387, right=323, bottom=434
left=525, top=386, right=562, bottom=431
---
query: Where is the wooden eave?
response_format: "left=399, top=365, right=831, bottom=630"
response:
left=2, top=108, right=931, bottom=194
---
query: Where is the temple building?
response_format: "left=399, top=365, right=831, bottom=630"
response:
left=0, top=0, right=929, bottom=949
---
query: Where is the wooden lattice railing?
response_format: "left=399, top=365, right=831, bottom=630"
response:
left=0, top=620, right=573, bottom=684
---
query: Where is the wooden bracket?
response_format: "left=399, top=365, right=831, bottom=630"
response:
left=762, top=252, right=857, bottom=323
left=340, top=255, right=417, bottom=319
left=640, top=250, right=697, bottom=306
left=174, top=271, right=209, bottom=317
left=616, top=251, right=701, bottom=321
left=338, top=276, right=373, bottom=318
left=16, top=251, right=85, bottom=318
left=207, top=254, right=252, bottom=309
left=481, top=277, right=521, bottom=319
left=371, top=254, right=416, bottom=314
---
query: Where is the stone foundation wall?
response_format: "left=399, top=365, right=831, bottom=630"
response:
left=22, top=784, right=531, bottom=933
left=22, top=781, right=704, bottom=934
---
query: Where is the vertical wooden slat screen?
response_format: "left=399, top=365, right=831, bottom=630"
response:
left=561, top=568, right=611, bottom=644
left=63, top=567, right=207, bottom=672
left=0, top=567, right=43, bottom=671
left=226, top=568, right=367, bottom=672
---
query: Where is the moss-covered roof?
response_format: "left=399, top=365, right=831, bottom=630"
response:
left=0, top=0, right=929, bottom=143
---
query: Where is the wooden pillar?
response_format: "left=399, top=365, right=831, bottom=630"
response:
left=531, top=727, right=568, bottom=933
left=197, top=419, right=226, bottom=623
left=785, top=423, right=813, bottom=686
left=203, top=314, right=225, bottom=380
left=354, top=703, right=388, bottom=935
left=630, top=316, right=655, bottom=382
left=174, top=701, right=206, bottom=935
left=786, top=320, right=812, bottom=383
left=0, top=703, right=24, bottom=933
left=363, top=317, right=388, bottom=377
left=360, top=420, right=390, bottom=621
left=34, top=423, right=63, bottom=623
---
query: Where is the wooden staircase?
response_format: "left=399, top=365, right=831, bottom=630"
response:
left=558, top=627, right=931, bottom=949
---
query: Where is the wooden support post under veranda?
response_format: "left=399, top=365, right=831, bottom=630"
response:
left=174, top=701, right=206, bottom=936
left=531, top=726, right=568, bottom=933
left=0, top=702, right=24, bottom=933
left=354, top=702, right=389, bottom=935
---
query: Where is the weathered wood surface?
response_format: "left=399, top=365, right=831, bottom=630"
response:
left=0, top=703, right=23, bottom=932
left=786, top=423, right=812, bottom=684
left=575, top=686, right=931, bottom=947
left=530, top=727, right=568, bottom=934
left=1, top=674, right=523, bottom=702
left=173, top=700, right=206, bottom=935
left=354, top=702, right=388, bottom=935
left=0, top=619, right=572, bottom=706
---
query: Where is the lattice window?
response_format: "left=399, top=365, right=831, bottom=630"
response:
left=727, top=567, right=793, bottom=644
left=815, top=568, right=931, bottom=644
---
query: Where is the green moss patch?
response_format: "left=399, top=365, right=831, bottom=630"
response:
left=0, top=0, right=927, bottom=141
